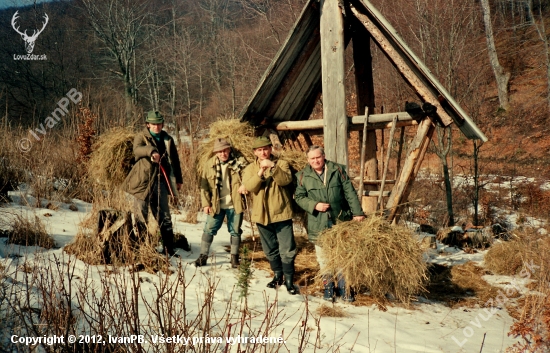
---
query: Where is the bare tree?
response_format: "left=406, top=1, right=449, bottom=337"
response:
left=79, top=0, right=153, bottom=122
left=526, top=0, right=550, bottom=111
left=480, top=0, right=511, bottom=110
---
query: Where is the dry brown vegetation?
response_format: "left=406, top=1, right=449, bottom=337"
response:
left=6, top=214, right=55, bottom=249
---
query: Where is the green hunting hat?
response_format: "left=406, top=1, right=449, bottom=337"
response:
left=252, top=136, right=272, bottom=149
left=146, top=111, right=164, bottom=124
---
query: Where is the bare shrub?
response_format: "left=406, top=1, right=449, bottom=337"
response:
left=8, top=214, right=55, bottom=249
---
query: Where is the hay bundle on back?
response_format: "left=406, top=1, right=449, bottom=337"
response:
left=317, top=215, right=428, bottom=303
left=196, top=120, right=256, bottom=176
left=279, top=149, right=308, bottom=172
left=87, top=127, right=136, bottom=189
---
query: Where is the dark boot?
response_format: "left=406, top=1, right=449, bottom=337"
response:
left=161, top=228, right=176, bottom=256
left=193, top=254, right=208, bottom=267
left=284, top=274, right=299, bottom=295
left=231, top=255, right=240, bottom=268
left=266, top=259, right=283, bottom=288
left=337, top=275, right=355, bottom=302
left=283, top=261, right=298, bottom=295
left=230, top=236, right=240, bottom=268
left=323, top=275, right=335, bottom=301
left=266, top=271, right=284, bottom=288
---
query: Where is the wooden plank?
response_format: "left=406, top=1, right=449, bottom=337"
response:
left=264, top=129, right=284, bottom=155
left=273, top=112, right=411, bottom=130
left=353, top=178, right=396, bottom=184
left=302, top=132, right=314, bottom=147
left=275, top=41, right=322, bottom=120
left=349, top=3, right=454, bottom=127
left=394, top=126, right=406, bottom=180
left=385, top=117, right=434, bottom=221
left=378, top=115, right=398, bottom=210
left=392, top=124, right=434, bottom=224
left=358, top=108, right=369, bottom=201
left=239, top=0, right=319, bottom=123
left=364, top=191, right=391, bottom=197
left=320, top=0, right=348, bottom=165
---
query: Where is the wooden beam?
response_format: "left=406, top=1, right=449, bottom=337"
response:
left=354, top=178, right=396, bottom=184
left=385, top=118, right=434, bottom=221
left=364, top=191, right=391, bottom=197
left=302, top=132, right=314, bottom=147
left=320, top=0, right=348, bottom=165
left=378, top=115, right=398, bottom=210
left=264, top=129, right=284, bottom=155
left=273, top=112, right=412, bottom=130
left=349, top=3, right=454, bottom=127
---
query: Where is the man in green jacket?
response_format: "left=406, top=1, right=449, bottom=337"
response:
left=295, top=145, right=364, bottom=301
left=123, top=111, right=190, bottom=257
left=194, top=138, right=248, bottom=268
left=242, top=136, right=298, bottom=295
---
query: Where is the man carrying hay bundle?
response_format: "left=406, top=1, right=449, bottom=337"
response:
left=295, top=145, right=364, bottom=302
left=122, top=110, right=190, bottom=257
left=242, top=136, right=298, bottom=295
left=193, top=138, right=248, bottom=268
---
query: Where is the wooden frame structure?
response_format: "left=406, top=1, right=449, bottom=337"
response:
left=239, top=0, right=488, bottom=223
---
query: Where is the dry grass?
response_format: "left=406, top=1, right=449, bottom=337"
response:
left=317, top=215, right=428, bottom=303
left=485, top=229, right=550, bottom=280
left=316, top=304, right=348, bottom=317
left=7, top=214, right=55, bottom=249
left=87, top=127, right=136, bottom=190
left=279, top=149, right=308, bottom=172
left=196, top=120, right=256, bottom=177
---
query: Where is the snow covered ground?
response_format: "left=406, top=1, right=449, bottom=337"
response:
left=0, top=190, right=525, bottom=352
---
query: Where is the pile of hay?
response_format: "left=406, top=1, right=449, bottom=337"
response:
left=7, top=215, right=55, bottom=249
left=87, top=127, right=136, bottom=189
left=196, top=120, right=256, bottom=176
left=279, top=150, right=308, bottom=172
left=317, top=215, right=428, bottom=303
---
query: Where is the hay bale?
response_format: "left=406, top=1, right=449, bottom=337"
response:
left=279, top=150, right=308, bottom=172
left=87, top=127, right=136, bottom=189
left=485, top=240, right=527, bottom=276
left=317, top=215, right=428, bottom=303
left=196, top=120, right=256, bottom=176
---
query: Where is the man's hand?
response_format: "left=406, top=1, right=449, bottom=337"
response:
left=353, top=215, right=365, bottom=222
left=203, top=206, right=212, bottom=215
left=238, top=184, right=248, bottom=195
left=151, top=152, right=161, bottom=163
left=259, top=159, right=275, bottom=169
left=314, top=203, right=330, bottom=212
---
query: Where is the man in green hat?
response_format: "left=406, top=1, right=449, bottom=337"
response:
left=242, top=136, right=298, bottom=295
left=123, top=110, right=190, bottom=256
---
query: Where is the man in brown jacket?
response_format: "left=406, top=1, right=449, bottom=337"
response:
left=242, top=136, right=298, bottom=295
left=194, top=138, right=248, bottom=268
left=122, top=111, right=190, bottom=256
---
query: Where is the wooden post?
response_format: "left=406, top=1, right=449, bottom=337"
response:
left=351, top=14, right=378, bottom=213
left=320, top=0, right=348, bottom=166
left=386, top=118, right=434, bottom=221
left=378, top=115, right=398, bottom=210
left=302, top=132, right=314, bottom=147
left=358, top=108, right=369, bottom=201
left=394, top=126, right=405, bottom=180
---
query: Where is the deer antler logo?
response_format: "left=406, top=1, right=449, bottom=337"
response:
left=11, top=11, right=49, bottom=54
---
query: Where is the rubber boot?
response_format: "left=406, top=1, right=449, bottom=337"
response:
left=266, top=259, right=283, bottom=288
left=161, top=228, right=177, bottom=257
left=337, top=275, right=355, bottom=302
left=283, top=261, right=298, bottom=295
left=266, top=271, right=284, bottom=288
left=323, top=275, right=335, bottom=301
left=194, top=254, right=208, bottom=267
left=200, top=233, right=214, bottom=255
left=230, top=236, right=240, bottom=268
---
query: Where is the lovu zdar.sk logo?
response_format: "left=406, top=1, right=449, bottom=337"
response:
left=11, top=10, right=48, bottom=60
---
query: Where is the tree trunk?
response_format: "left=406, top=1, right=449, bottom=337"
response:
left=480, top=0, right=510, bottom=110
left=433, top=126, right=454, bottom=226
left=527, top=0, right=550, bottom=111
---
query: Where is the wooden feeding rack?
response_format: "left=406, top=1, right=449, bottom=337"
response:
left=239, top=0, right=487, bottom=223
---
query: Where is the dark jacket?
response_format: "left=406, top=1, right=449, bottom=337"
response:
left=242, top=157, right=294, bottom=226
left=295, top=160, right=363, bottom=242
left=200, top=154, right=247, bottom=215
left=122, top=128, right=183, bottom=201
